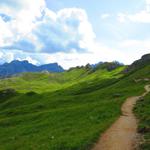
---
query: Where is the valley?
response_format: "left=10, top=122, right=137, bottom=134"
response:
left=0, top=54, right=150, bottom=150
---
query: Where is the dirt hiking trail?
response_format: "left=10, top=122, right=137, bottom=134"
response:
left=92, top=85, right=150, bottom=150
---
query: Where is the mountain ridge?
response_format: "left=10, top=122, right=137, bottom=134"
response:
left=0, top=60, right=64, bottom=78
left=0, top=53, right=150, bottom=149
left=1, top=53, right=149, bottom=78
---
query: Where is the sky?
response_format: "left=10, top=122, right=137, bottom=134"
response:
left=0, top=0, right=150, bottom=69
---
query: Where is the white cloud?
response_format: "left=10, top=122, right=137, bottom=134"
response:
left=31, top=8, right=96, bottom=53
left=0, top=1, right=96, bottom=54
left=0, top=42, right=124, bottom=69
left=101, top=14, right=111, bottom=19
left=0, top=16, right=13, bottom=45
left=0, top=0, right=149, bottom=69
left=36, top=43, right=124, bottom=69
left=0, top=0, right=46, bottom=47
left=116, top=39, right=150, bottom=64
left=0, top=50, right=42, bottom=65
left=0, top=51, right=3, bottom=58
left=0, top=0, right=99, bottom=68
left=128, top=10, right=150, bottom=23
left=0, top=0, right=45, bottom=19
left=146, top=0, right=150, bottom=4
left=17, top=56, right=39, bottom=65
left=0, top=51, right=14, bottom=64
left=117, top=0, right=150, bottom=23
left=118, top=39, right=150, bottom=51
left=117, top=13, right=127, bottom=23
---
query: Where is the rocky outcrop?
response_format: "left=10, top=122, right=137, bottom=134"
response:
left=94, top=61, right=124, bottom=71
left=141, top=54, right=150, bottom=61
left=124, top=53, right=150, bottom=73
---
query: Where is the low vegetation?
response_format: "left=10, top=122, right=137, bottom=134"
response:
left=0, top=62, right=149, bottom=150
left=135, top=93, right=150, bottom=150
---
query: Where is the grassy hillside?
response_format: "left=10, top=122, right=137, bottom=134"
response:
left=134, top=93, right=150, bottom=150
left=0, top=66, right=124, bottom=93
left=0, top=64, right=149, bottom=150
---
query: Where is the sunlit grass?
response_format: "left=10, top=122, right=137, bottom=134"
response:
left=0, top=65, right=149, bottom=150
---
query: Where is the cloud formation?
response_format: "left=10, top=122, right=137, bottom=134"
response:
left=0, top=0, right=149, bottom=69
left=117, top=0, right=150, bottom=23
left=0, top=0, right=115, bottom=69
left=0, top=0, right=95, bottom=54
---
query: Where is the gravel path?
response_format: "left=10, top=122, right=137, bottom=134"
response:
left=92, top=85, right=150, bottom=150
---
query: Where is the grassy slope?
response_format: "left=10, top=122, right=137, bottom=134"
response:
left=133, top=64, right=150, bottom=150
left=134, top=94, right=150, bottom=149
left=0, top=68, right=87, bottom=93
left=0, top=65, right=149, bottom=150
left=134, top=93, right=150, bottom=150
left=0, top=66, right=124, bottom=93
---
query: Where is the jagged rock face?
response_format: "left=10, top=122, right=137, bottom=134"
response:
left=141, top=54, right=150, bottom=61
left=94, top=61, right=123, bottom=71
left=132, top=53, right=150, bottom=67
left=0, top=60, right=64, bottom=78
left=124, top=53, right=150, bottom=73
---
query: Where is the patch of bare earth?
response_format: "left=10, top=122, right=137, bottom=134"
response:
left=92, top=85, right=150, bottom=150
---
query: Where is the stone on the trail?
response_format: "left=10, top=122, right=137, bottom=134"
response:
left=138, top=96, right=144, bottom=101
left=138, top=127, right=150, bottom=133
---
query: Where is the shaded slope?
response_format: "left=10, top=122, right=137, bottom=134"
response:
left=0, top=58, right=149, bottom=150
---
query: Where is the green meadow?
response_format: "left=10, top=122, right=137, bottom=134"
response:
left=0, top=64, right=150, bottom=150
left=135, top=93, right=150, bottom=150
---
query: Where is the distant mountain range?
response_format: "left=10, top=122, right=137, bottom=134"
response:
left=0, top=60, right=64, bottom=78
left=1, top=53, right=149, bottom=78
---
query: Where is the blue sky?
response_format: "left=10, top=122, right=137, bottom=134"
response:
left=0, top=0, right=150, bottom=68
